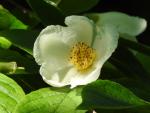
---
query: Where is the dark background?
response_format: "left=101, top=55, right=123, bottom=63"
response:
left=0, top=0, right=149, bottom=45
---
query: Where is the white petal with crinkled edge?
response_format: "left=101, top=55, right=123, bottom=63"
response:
left=86, top=12, right=147, bottom=37
left=33, top=25, right=76, bottom=65
left=40, top=62, right=72, bottom=87
left=65, top=15, right=95, bottom=46
left=40, top=61, right=101, bottom=88
left=34, top=16, right=95, bottom=65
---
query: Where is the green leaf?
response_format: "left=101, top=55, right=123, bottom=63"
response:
left=27, top=0, right=99, bottom=25
left=27, top=0, right=65, bottom=25
left=14, top=87, right=86, bottom=113
left=0, top=30, right=39, bottom=55
left=0, top=5, right=27, bottom=30
left=109, top=46, right=150, bottom=81
left=10, top=7, right=40, bottom=28
left=120, top=38, right=150, bottom=56
left=101, top=62, right=125, bottom=80
left=54, top=0, right=100, bottom=15
left=95, top=107, right=150, bottom=113
left=80, top=80, right=150, bottom=110
left=0, top=73, right=25, bottom=113
left=115, top=78, right=150, bottom=102
left=0, top=106, right=8, bottom=113
left=8, top=73, right=48, bottom=94
left=0, top=36, right=11, bottom=49
left=136, top=53, right=150, bottom=74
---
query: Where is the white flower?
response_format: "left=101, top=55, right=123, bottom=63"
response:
left=33, top=12, right=147, bottom=88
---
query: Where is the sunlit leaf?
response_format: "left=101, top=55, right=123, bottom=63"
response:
left=14, top=87, right=86, bottom=113
left=0, top=36, right=11, bottom=49
left=8, top=73, right=48, bottom=94
left=0, top=73, right=25, bottom=113
left=0, top=5, right=27, bottom=30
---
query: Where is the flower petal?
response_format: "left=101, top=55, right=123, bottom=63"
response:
left=65, top=15, right=95, bottom=45
left=87, top=12, right=147, bottom=37
left=67, top=26, right=119, bottom=88
left=40, top=62, right=72, bottom=87
left=65, top=26, right=119, bottom=88
left=33, top=25, right=75, bottom=65
left=40, top=61, right=101, bottom=88
left=34, top=16, right=96, bottom=65
left=68, top=67, right=101, bottom=88
left=93, top=26, right=119, bottom=67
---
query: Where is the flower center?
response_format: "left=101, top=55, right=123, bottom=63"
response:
left=69, top=42, right=96, bottom=71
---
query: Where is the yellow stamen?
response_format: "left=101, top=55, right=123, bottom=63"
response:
left=69, top=42, right=96, bottom=71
